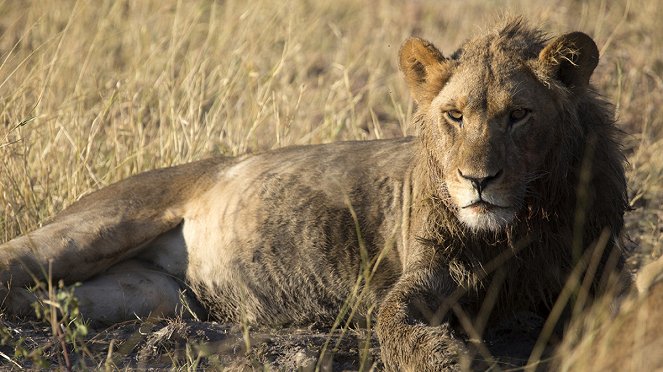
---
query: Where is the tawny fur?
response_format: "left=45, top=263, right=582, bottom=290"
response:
left=0, top=19, right=629, bottom=370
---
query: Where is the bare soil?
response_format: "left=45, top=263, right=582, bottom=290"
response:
left=1, top=311, right=551, bottom=371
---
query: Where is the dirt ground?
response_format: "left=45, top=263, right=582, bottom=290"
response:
left=1, top=312, right=550, bottom=371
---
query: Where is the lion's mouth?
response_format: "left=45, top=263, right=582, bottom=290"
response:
left=461, top=200, right=508, bottom=212
left=456, top=197, right=517, bottom=230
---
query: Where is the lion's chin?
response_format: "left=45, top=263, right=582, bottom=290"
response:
left=457, top=203, right=516, bottom=232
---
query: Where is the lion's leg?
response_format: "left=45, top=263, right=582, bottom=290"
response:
left=2, top=259, right=201, bottom=326
left=376, top=267, right=468, bottom=372
left=1, top=158, right=231, bottom=317
left=73, top=259, right=202, bottom=326
left=0, top=209, right=183, bottom=302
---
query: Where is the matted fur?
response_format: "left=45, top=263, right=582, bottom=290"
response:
left=1, top=19, right=628, bottom=370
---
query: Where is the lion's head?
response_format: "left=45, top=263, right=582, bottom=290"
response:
left=400, top=20, right=609, bottom=232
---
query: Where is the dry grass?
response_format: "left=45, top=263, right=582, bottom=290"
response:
left=1, top=0, right=662, bottom=370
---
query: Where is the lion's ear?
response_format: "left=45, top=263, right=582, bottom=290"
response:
left=538, top=32, right=599, bottom=89
left=399, top=37, right=452, bottom=105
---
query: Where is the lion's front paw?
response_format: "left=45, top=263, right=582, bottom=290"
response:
left=379, top=324, right=468, bottom=372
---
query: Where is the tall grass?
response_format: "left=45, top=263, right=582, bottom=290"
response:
left=1, top=0, right=662, bottom=369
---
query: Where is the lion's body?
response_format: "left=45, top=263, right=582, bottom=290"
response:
left=173, top=138, right=413, bottom=324
left=1, top=20, right=631, bottom=370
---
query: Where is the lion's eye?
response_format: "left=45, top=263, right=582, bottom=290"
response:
left=446, top=110, right=463, bottom=123
left=509, top=108, right=530, bottom=124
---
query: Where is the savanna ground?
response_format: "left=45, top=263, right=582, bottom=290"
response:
left=0, top=0, right=662, bottom=370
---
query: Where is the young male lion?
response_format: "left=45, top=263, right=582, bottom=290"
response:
left=0, top=20, right=628, bottom=370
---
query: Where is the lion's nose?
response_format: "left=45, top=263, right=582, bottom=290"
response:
left=457, top=169, right=503, bottom=194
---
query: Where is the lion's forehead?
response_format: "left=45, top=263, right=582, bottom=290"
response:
left=437, top=63, right=540, bottom=116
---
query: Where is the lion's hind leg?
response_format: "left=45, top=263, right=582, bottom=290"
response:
left=1, top=260, right=202, bottom=326
left=1, top=158, right=229, bottom=319
left=0, top=207, right=183, bottom=305
left=73, top=260, right=204, bottom=326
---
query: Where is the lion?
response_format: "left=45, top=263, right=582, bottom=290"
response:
left=0, top=20, right=629, bottom=370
